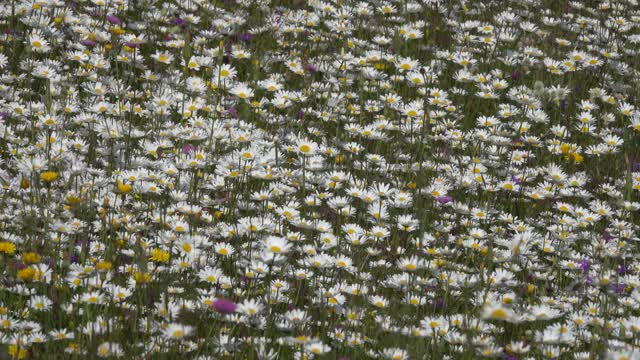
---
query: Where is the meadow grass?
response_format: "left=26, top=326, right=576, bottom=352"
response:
left=0, top=0, right=640, bottom=359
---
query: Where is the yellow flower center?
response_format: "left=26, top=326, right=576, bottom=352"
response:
left=490, top=308, right=508, bottom=319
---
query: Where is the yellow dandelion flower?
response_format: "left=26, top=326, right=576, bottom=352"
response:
left=22, top=252, right=41, bottom=264
left=0, top=242, right=16, bottom=255
left=150, top=248, right=170, bottom=263
left=40, top=171, right=58, bottom=183
left=17, top=267, right=36, bottom=282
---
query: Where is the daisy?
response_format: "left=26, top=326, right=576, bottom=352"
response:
left=97, top=342, right=124, bottom=358
left=214, top=243, right=235, bottom=257
left=82, top=291, right=105, bottom=305
left=236, top=298, right=264, bottom=316
left=28, top=296, right=52, bottom=311
left=29, top=31, right=51, bottom=53
left=152, top=51, right=174, bottom=64
left=263, top=236, right=291, bottom=254
left=296, top=140, right=317, bottom=156
left=482, top=304, right=515, bottom=322
left=369, top=295, right=388, bottom=309
left=229, top=83, right=254, bottom=99
left=163, top=323, right=193, bottom=340
left=49, top=328, right=75, bottom=341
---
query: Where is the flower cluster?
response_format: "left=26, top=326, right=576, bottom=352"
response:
left=0, top=0, right=640, bottom=359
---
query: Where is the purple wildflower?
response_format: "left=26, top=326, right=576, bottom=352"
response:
left=182, top=144, right=195, bottom=155
left=106, top=15, right=121, bottom=25
left=212, top=299, right=237, bottom=314
left=241, top=33, right=253, bottom=42
left=435, top=196, right=453, bottom=204
left=611, top=283, right=626, bottom=295
left=433, top=297, right=445, bottom=310
left=612, top=127, right=625, bottom=136
left=81, top=39, right=96, bottom=47
left=579, top=259, right=589, bottom=272
left=618, top=264, right=628, bottom=275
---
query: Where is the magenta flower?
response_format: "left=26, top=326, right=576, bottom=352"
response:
left=182, top=144, right=195, bottom=155
left=618, top=264, right=628, bottom=275
left=106, top=15, right=121, bottom=25
left=579, top=259, right=589, bottom=272
left=12, top=261, right=27, bottom=271
left=81, top=39, right=96, bottom=47
left=435, top=196, right=453, bottom=204
left=611, top=283, right=626, bottom=295
left=212, top=299, right=237, bottom=314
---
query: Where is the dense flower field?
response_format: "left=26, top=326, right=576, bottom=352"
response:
left=1, top=0, right=640, bottom=358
